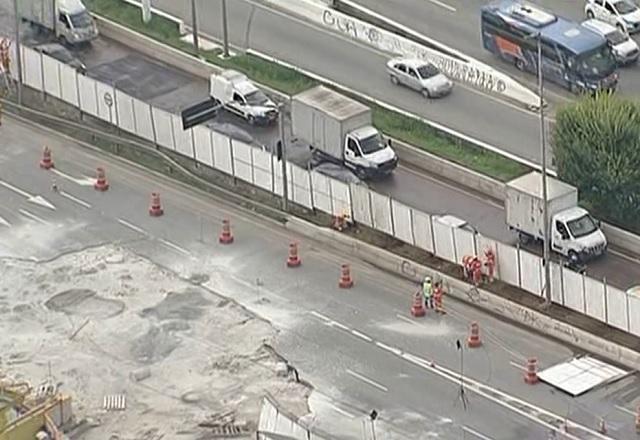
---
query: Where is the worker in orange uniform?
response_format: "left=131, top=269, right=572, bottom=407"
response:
left=433, top=281, right=446, bottom=314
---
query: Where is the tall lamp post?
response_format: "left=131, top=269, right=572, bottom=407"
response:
left=221, top=0, right=230, bottom=57
left=190, top=0, right=199, bottom=53
left=536, top=33, right=552, bottom=305
left=12, top=0, right=22, bottom=105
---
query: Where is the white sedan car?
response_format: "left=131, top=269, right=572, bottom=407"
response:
left=386, top=58, right=453, bottom=98
left=585, top=0, right=640, bottom=34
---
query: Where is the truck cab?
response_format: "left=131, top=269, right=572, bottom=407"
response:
left=57, top=0, right=98, bottom=44
left=210, top=70, right=279, bottom=125
left=551, top=207, right=607, bottom=263
left=344, top=126, right=398, bottom=178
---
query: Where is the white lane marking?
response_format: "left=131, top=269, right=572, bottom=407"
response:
left=351, top=329, right=373, bottom=342
left=463, top=425, right=494, bottom=440
left=509, top=361, right=526, bottom=371
left=59, top=191, right=92, bottom=209
left=116, top=218, right=148, bottom=235
left=158, top=238, right=192, bottom=257
left=329, top=403, right=357, bottom=419
left=0, top=179, right=56, bottom=210
left=19, top=209, right=49, bottom=225
left=0, top=215, right=11, bottom=227
left=375, top=341, right=403, bottom=356
left=396, top=313, right=420, bottom=325
left=615, top=405, right=635, bottom=416
left=428, top=0, right=456, bottom=12
left=0, top=179, right=31, bottom=198
left=328, top=320, right=350, bottom=331
left=310, top=310, right=331, bottom=322
left=346, top=369, right=388, bottom=392
left=51, top=168, right=95, bottom=186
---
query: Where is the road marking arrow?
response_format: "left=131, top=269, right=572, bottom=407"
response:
left=51, top=169, right=95, bottom=186
left=0, top=180, right=56, bottom=211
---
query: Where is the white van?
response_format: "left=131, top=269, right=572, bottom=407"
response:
left=582, top=19, right=639, bottom=64
left=22, top=0, right=98, bottom=45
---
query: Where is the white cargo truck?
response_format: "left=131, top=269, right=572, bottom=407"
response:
left=21, top=0, right=98, bottom=45
left=210, top=70, right=279, bottom=125
left=506, top=172, right=607, bottom=263
left=292, top=86, right=398, bottom=179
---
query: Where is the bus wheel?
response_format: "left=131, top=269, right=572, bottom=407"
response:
left=515, top=58, right=525, bottom=71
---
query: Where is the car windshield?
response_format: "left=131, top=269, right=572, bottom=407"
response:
left=69, top=11, right=92, bottom=28
left=359, top=133, right=385, bottom=154
left=417, top=64, right=440, bottom=79
left=567, top=214, right=599, bottom=238
left=606, top=29, right=628, bottom=45
left=575, top=45, right=617, bottom=78
left=245, top=90, right=269, bottom=106
left=614, top=1, right=637, bottom=14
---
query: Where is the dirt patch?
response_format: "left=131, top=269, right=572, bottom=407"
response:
left=45, top=288, right=125, bottom=319
left=129, top=324, right=183, bottom=364
left=140, top=288, right=210, bottom=321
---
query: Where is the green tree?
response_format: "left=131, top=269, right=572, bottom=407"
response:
left=553, top=93, right=640, bottom=232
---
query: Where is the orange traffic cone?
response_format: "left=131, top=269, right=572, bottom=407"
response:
left=219, top=219, right=234, bottom=244
left=287, top=242, right=301, bottom=267
left=410, top=291, right=426, bottom=317
left=339, top=264, right=353, bottom=288
left=94, top=167, right=109, bottom=191
left=148, top=192, right=163, bottom=217
left=467, top=322, right=482, bottom=348
left=40, top=146, right=54, bottom=169
left=524, top=358, right=539, bottom=385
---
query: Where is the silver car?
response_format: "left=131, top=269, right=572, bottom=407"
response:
left=386, top=58, right=453, bottom=98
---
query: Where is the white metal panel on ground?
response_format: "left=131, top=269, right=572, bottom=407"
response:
left=22, top=47, right=43, bottom=91
left=412, top=210, right=434, bottom=253
left=391, top=200, right=413, bottom=245
left=151, top=107, right=174, bottom=150
left=253, top=148, right=273, bottom=192
left=606, top=286, right=629, bottom=332
left=58, top=63, right=78, bottom=106
left=115, top=90, right=135, bottom=134
left=550, top=262, right=564, bottom=305
left=519, top=250, right=542, bottom=296
left=538, top=356, right=628, bottom=397
left=331, top=179, right=351, bottom=217
left=476, top=235, right=496, bottom=277
left=311, top=171, right=332, bottom=214
left=350, top=183, right=372, bottom=227
left=432, top=220, right=456, bottom=263
left=77, top=74, right=98, bottom=117
left=232, top=139, right=253, bottom=183
left=563, top=267, right=585, bottom=313
left=212, top=131, right=232, bottom=174
left=453, top=228, right=475, bottom=264
left=497, top=243, right=519, bottom=287
left=192, top=125, right=214, bottom=167
left=172, top=115, right=194, bottom=158
left=290, top=164, right=312, bottom=209
left=132, top=98, right=154, bottom=142
left=273, top=159, right=293, bottom=197
left=258, top=399, right=278, bottom=432
left=41, top=54, right=61, bottom=99
left=370, top=191, right=392, bottom=235
left=95, top=81, right=116, bottom=124
left=584, top=277, right=606, bottom=323
left=628, top=294, right=640, bottom=336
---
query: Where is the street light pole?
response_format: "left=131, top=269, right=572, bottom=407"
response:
left=221, top=0, right=230, bottom=57
left=278, top=103, right=288, bottom=212
left=190, top=0, right=199, bottom=53
left=537, top=34, right=552, bottom=305
left=12, top=0, right=22, bottom=105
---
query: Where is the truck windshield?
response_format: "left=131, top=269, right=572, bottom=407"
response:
left=245, top=90, right=269, bottom=106
left=567, top=214, right=599, bottom=238
left=606, top=30, right=628, bottom=46
left=359, top=133, right=385, bottom=154
left=69, top=11, right=92, bottom=28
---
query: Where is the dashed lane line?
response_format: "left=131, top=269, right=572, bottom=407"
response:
left=19, top=209, right=49, bottom=225
left=116, top=218, right=148, bottom=235
left=462, top=426, right=494, bottom=440
left=0, top=215, right=10, bottom=227
left=345, top=369, right=388, bottom=393
left=351, top=329, right=373, bottom=342
left=158, top=238, right=192, bottom=257
left=59, top=191, right=92, bottom=209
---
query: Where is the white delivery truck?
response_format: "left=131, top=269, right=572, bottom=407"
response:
left=292, top=86, right=398, bottom=179
left=21, top=0, right=98, bottom=45
left=505, top=172, right=607, bottom=263
left=210, top=70, right=279, bottom=125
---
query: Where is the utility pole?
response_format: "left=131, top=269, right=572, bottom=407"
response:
left=537, top=34, right=552, bottom=305
left=190, top=0, right=199, bottom=53
left=221, top=0, right=230, bottom=57
left=12, top=0, right=22, bottom=105
left=278, top=103, right=288, bottom=212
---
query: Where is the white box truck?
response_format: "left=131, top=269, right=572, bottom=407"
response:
left=21, top=0, right=98, bottom=45
left=292, top=86, right=398, bottom=179
left=506, top=172, right=607, bottom=263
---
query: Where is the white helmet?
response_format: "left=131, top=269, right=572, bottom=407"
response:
left=424, top=276, right=431, bottom=283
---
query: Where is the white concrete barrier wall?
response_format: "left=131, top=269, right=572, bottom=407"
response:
left=58, top=64, right=79, bottom=107
left=628, top=295, right=640, bottom=337
left=412, top=209, right=434, bottom=253
left=350, top=183, right=372, bottom=227
left=606, top=286, right=629, bottom=332
left=115, top=89, right=136, bottom=134
left=22, top=47, right=43, bottom=92
left=519, top=250, right=542, bottom=296
left=311, top=171, right=332, bottom=214
left=132, top=97, right=155, bottom=143
left=193, top=125, right=214, bottom=168
left=432, top=220, right=456, bottom=263
left=273, top=159, right=293, bottom=198
left=391, top=200, right=414, bottom=246
left=42, top=54, right=61, bottom=99
left=331, top=179, right=351, bottom=217
left=77, top=75, right=99, bottom=118
left=232, top=139, right=253, bottom=183
left=95, top=81, right=116, bottom=124
left=290, top=163, right=312, bottom=208
left=497, top=242, right=519, bottom=287
left=550, top=262, right=564, bottom=305
left=212, top=131, right=232, bottom=175
left=563, top=267, right=585, bottom=313
left=584, top=277, right=606, bottom=323
left=151, top=107, right=174, bottom=151
left=253, top=148, right=274, bottom=193
left=454, top=228, right=476, bottom=265
left=172, top=115, right=194, bottom=158
left=370, top=191, right=393, bottom=235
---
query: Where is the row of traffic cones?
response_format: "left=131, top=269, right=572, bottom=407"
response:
left=41, top=146, right=111, bottom=192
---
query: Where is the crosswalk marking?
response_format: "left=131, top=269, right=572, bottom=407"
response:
left=103, top=394, right=126, bottom=411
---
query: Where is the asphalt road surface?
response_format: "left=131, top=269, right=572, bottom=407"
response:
left=2, top=115, right=640, bottom=439
left=149, top=0, right=551, bottom=168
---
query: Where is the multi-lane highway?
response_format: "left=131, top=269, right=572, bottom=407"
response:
left=2, top=115, right=640, bottom=439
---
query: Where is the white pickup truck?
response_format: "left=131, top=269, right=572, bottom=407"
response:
left=21, top=0, right=98, bottom=45
left=210, top=70, right=279, bottom=125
